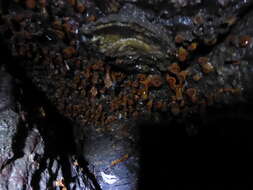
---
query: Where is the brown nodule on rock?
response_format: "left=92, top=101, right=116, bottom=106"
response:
left=63, top=47, right=76, bottom=58
left=201, top=62, right=214, bottom=74
left=168, top=63, right=181, bottom=74
left=26, top=0, right=36, bottom=9
left=175, top=34, right=185, bottom=44
left=178, top=47, right=188, bottom=62
left=239, top=35, right=252, bottom=48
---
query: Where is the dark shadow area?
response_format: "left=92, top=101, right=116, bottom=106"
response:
left=138, top=102, right=253, bottom=189
left=0, top=36, right=101, bottom=190
left=12, top=63, right=101, bottom=190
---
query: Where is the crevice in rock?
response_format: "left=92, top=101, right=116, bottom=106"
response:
left=0, top=122, right=29, bottom=171
left=0, top=34, right=101, bottom=190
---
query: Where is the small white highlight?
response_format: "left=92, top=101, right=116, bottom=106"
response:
left=100, top=171, right=118, bottom=184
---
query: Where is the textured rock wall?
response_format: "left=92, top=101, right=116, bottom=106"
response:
left=1, top=0, right=253, bottom=189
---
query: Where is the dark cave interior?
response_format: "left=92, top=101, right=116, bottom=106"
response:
left=1, top=1, right=253, bottom=189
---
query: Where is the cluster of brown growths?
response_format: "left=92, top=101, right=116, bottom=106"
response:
left=1, top=0, right=252, bottom=129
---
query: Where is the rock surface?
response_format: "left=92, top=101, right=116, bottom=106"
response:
left=1, top=0, right=253, bottom=189
left=0, top=70, right=98, bottom=190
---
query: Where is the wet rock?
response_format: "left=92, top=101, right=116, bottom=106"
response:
left=0, top=70, right=98, bottom=190
left=78, top=120, right=139, bottom=190
left=0, top=109, right=19, bottom=170
left=1, top=0, right=253, bottom=189
left=0, top=122, right=96, bottom=190
left=0, top=128, right=44, bottom=190
left=81, top=3, right=173, bottom=73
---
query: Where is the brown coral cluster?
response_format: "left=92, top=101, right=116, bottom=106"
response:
left=0, top=0, right=252, bottom=130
